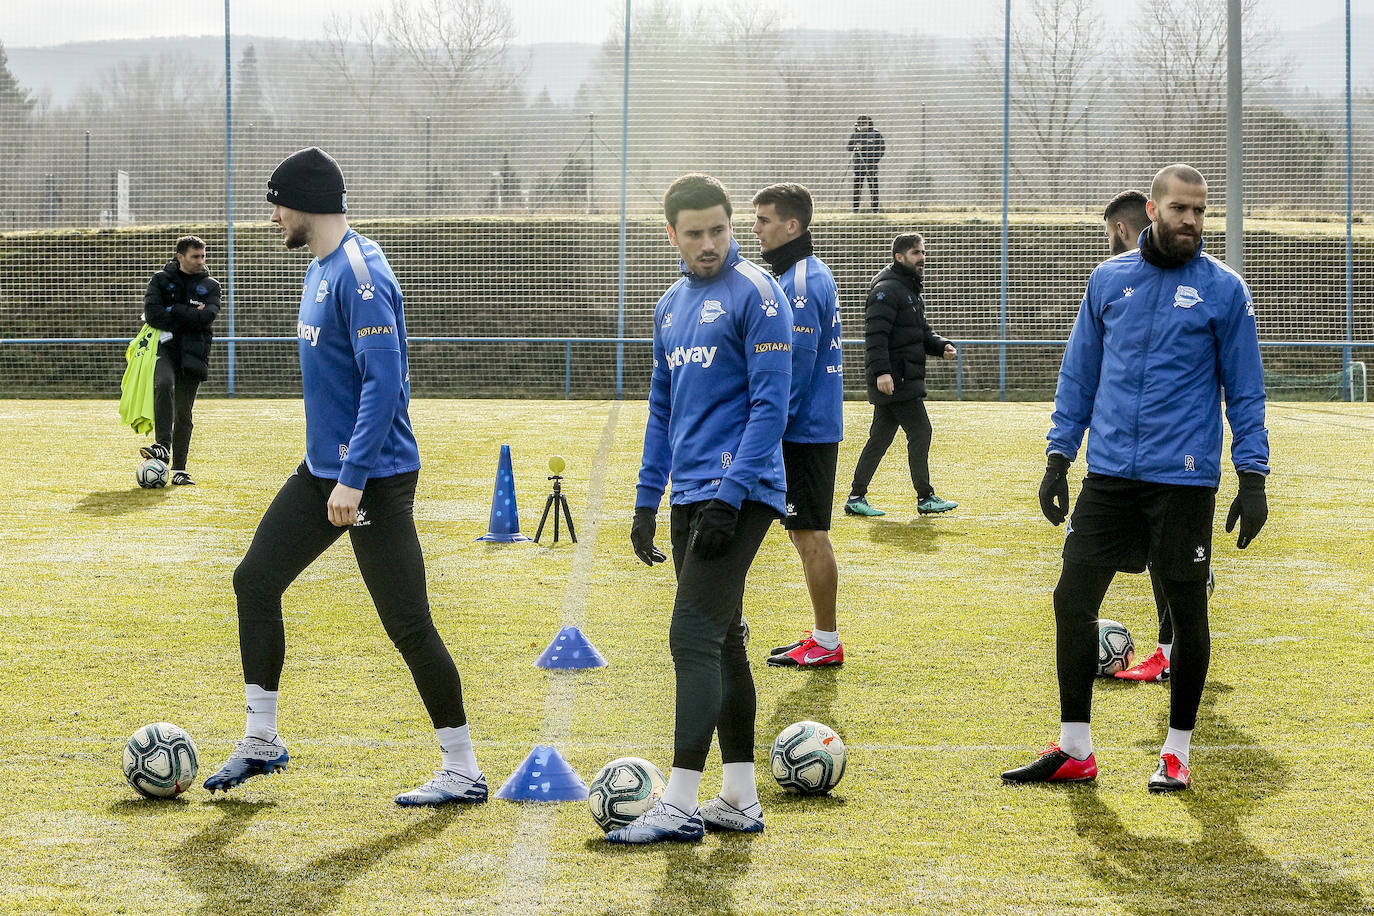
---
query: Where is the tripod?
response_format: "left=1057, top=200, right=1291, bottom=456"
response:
left=534, top=473, right=577, bottom=543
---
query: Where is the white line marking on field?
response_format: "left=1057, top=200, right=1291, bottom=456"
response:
left=491, top=401, right=621, bottom=915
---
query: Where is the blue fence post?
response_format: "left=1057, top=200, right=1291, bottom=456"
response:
left=565, top=341, right=572, bottom=399
left=999, top=0, right=1010, bottom=403
left=223, top=0, right=236, bottom=396
left=1344, top=0, right=1354, bottom=401
left=956, top=346, right=963, bottom=401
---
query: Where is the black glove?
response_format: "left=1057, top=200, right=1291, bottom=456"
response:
left=1038, top=453, right=1071, bottom=525
left=1224, top=472, right=1268, bottom=549
left=630, top=507, right=666, bottom=566
left=689, top=498, right=739, bottom=559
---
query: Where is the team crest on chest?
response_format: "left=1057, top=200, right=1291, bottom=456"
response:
left=315, top=279, right=329, bottom=303
left=700, top=300, right=725, bottom=324
left=1173, top=285, right=1203, bottom=309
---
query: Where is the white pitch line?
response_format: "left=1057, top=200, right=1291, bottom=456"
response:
left=490, top=401, right=622, bottom=915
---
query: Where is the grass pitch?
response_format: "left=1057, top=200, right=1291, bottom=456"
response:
left=2, top=398, right=1372, bottom=915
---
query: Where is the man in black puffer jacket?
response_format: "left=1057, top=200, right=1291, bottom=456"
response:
left=141, top=235, right=221, bottom=484
left=844, top=232, right=959, bottom=517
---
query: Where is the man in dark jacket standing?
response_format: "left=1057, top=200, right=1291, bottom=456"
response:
left=846, top=115, right=885, bottom=213
left=844, top=232, right=958, bottom=517
left=141, top=235, right=220, bottom=484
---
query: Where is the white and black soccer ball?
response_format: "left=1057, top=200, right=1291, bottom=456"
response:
left=587, top=756, right=667, bottom=832
left=123, top=722, right=198, bottom=799
left=136, top=458, right=169, bottom=489
left=1097, top=618, right=1135, bottom=676
left=770, top=720, right=847, bottom=795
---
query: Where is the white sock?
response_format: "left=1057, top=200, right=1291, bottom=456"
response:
left=1059, top=722, right=1092, bottom=760
left=244, top=684, right=278, bottom=742
left=811, top=628, right=840, bottom=651
left=436, top=724, right=480, bottom=778
left=661, top=767, right=703, bottom=814
left=1162, top=728, right=1192, bottom=766
left=719, top=761, right=759, bottom=809
left=1159, top=643, right=1174, bottom=663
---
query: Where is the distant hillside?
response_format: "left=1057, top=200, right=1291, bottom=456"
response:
left=6, top=18, right=1367, bottom=109
left=6, top=35, right=601, bottom=107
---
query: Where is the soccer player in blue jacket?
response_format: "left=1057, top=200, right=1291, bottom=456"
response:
left=749, top=183, right=847, bottom=668
left=203, top=148, right=486, bottom=806
left=614, top=173, right=794, bottom=843
left=1003, top=164, right=1269, bottom=792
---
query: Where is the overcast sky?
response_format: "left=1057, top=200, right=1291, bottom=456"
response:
left=0, top=0, right=1359, bottom=47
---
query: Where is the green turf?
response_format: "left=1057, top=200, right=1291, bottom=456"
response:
left=2, top=398, right=1372, bottom=915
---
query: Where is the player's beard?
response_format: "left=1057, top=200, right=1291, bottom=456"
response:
left=282, top=225, right=307, bottom=249
left=1155, top=220, right=1200, bottom=262
left=1109, top=230, right=1130, bottom=255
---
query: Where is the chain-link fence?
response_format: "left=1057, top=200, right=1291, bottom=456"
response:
left=0, top=0, right=1369, bottom=398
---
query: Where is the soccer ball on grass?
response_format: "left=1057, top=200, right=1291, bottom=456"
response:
left=136, top=458, right=169, bottom=489
left=1096, top=618, right=1135, bottom=676
left=587, top=756, right=667, bottom=832
left=770, top=720, right=847, bottom=795
left=122, top=722, right=198, bottom=798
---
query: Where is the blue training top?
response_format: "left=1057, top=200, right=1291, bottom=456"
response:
left=1048, top=238, right=1268, bottom=487
left=296, top=229, right=421, bottom=489
left=636, top=238, right=793, bottom=514
left=780, top=254, right=844, bottom=443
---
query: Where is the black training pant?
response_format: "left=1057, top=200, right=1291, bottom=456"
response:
left=1055, top=561, right=1210, bottom=731
left=153, top=351, right=200, bottom=471
left=849, top=397, right=934, bottom=501
left=1149, top=565, right=1176, bottom=645
left=232, top=463, right=467, bottom=728
left=668, top=499, right=776, bottom=771
left=852, top=167, right=880, bottom=212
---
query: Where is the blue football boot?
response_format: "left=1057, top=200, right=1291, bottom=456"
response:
left=604, top=800, right=705, bottom=844
left=395, top=770, right=489, bottom=806
left=203, top=736, right=290, bottom=793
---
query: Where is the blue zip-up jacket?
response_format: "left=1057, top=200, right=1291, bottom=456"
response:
left=636, top=238, right=793, bottom=514
left=297, top=229, right=421, bottom=490
left=780, top=254, right=844, bottom=443
left=1048, top=237, right=1268, bottom=487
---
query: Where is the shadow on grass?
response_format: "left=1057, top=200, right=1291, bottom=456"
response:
left=862, top=517, right=957, bottom=553
left=145, top=798, right=467, bottom=915
left=1067, top=682, right=1367, bottom=915
left=648, top=832, right=755, bottom=915
left=762, top=666, right=840, bottom=740
left=74, top=488, right=170, bottom=516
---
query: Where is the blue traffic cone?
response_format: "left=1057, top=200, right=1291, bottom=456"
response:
left=477, top=444, right=531, bottom=542
left=494, top=744, right=588, bottom=802
left=535, top=625, right=608, bottom=669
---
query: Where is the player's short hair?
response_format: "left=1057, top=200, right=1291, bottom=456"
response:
left=176, top=235, right=206, bottom=254
left=1150, top=164, right=1207, bottom=201
left=751, top=183, right=814, bottom=232
left=663, top=174, right=732, bottom=227
left=1104, top=190, right=1149, bottom=233
left=892, top=232, right=924, bottom=257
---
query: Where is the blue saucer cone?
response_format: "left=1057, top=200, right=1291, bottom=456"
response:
left=477, top=444, right=531, bottom=542
left=494, top=744, right=588, bottom=802
left=535, top=625, right=608, bottom=669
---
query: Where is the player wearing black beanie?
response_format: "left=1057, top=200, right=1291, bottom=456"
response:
left=266, top=147, right=348, bottom=214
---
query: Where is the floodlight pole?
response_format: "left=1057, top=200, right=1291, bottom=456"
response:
left=224, top=0, right=237, bottom=396
left=1225, top=0, right=1243, bottom=275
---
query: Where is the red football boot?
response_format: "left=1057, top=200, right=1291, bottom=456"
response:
left=1001, top=745, right=1098, bottom=784
left=1115, top=646, right=1170, bottom=682
left=1148, top=753, right=1192, bottom=792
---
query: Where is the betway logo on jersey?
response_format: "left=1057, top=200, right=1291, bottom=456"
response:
left=298, top=320, right=322, bottom=347
left=665, top=344, right=717, bottom=369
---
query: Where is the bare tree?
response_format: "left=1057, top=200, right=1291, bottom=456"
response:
left=314, top=9, right=397, bottom=117
left=1124, top=0, right=1287, bottom=168
left=386, top=0, right=517, bottom=110
left=1007, top=0, right=1104, bottom=203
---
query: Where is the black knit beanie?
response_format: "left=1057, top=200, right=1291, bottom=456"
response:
left=266, top=147, right=347, bottom=213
